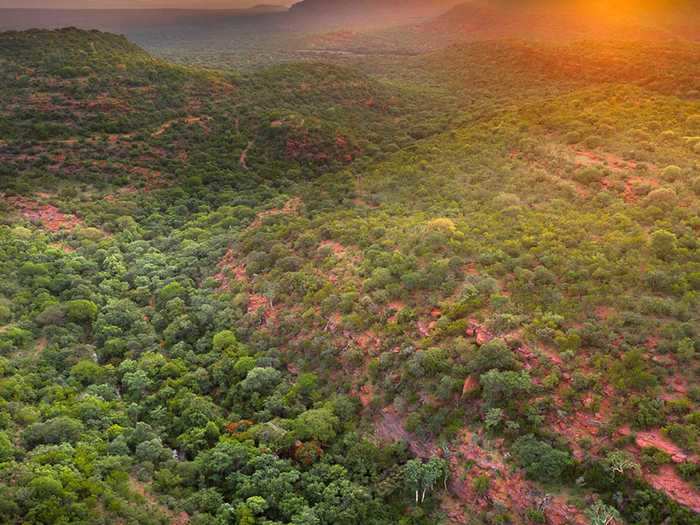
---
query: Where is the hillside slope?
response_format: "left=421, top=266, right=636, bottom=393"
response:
left=298, top=0, right=700, bottom=56
left=1, top=28, right=700, bottom=525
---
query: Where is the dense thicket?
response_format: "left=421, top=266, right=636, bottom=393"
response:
left=1, top=28, right=699, bottom=525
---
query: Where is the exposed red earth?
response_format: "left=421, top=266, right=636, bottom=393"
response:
left=6, top=196, right=82, bottom=231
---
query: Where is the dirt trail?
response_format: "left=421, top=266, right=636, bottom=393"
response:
left=129, top=477, right=189, bottom=525
left=634, top=430, right=698, bottom=463
left=152, top=116, right=209, bottom=137
left=249, top=197, right=302, bottom=229
left=239, top=140, right=254, bottom=170
left=374, top=406, right=435, bottom=458
left=616, top=426, right=700, bottom=510
left=648, top=466, right=700, bottom=513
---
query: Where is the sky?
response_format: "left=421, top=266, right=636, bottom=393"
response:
left=0, top=0, right=693, bottom=11
left=0, top=0, right=291, bottom=7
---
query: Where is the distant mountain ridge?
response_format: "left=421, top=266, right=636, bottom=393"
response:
left=289, top=0, right=458, bottom=13
left=288, top=0, right=463, bottom=27
left=0, top=6, right=288, bottom=32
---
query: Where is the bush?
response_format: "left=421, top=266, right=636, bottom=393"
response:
left=511, top=435, right=574, bottom=483
left=469, top=339, right=519, bottom=375
left=480, top=369, right=532, bottom=408
left=472, top=474, right=490, bottom=496
left=691, top=177, right=700, bottom=195
left=661, top=165, right=683, bottom=181
left=644, top=188, right=677, bottom=209
left=573, top=167, right=604, bottom=185
left=583, top=135, right=603, bottom=148
left=687, top=114, right=700, bottom=132
left=650, top=230, right=678, bottom=260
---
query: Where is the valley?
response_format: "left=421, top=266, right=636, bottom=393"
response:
left=0, top=2, right=699, bottom=524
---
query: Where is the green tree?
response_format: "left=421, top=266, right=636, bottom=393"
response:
left=480, top=370, right=533, bottom=408
left=293, top=407, right=339, bottom=443
left=511, top=435, right=573, bottom=483
left=65, top=299, right=98, bottom=323
left=650, top=230, right=677, bottom=260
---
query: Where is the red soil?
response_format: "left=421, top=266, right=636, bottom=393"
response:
left=448, top=430, right=587, bottom=524
left=538, top=344, right=564, bottom=366
left=353, top=330, right=382, bottom=353
left=250, top=197, right=302, bottom=229
left=668, top=374, right=689, bottom=395
left=49, top=242, right=75, bottom=253
left=648, top=465, right=700, bottom=513
left=514, top=344, right=538, bottom=370
left=623, top=176, right=660, bottom=203
left=319, top=240, right=346, bottom=256
left=616, top=426, right=700, bottom=509
left=7, top=196, right=81, bottom=231
left=248, top=294, right=269, bottom=314
left=550, top=397, right=612, bottom=460
left=130, top=166, right=167, bottom=190
left=246, top=294, right=279, bottom=326
left=633, top=430, right=697, bottom=463
left=214, top=248, right=248, bottom=290
left=574, top=148, right=638, bottom=173
left=374, top=406, right=434, bottom=458
left=417, top=319, right=435, bottom=337
left=152, top=116, right=209, bottom=138
left=104, top=186, right=138, bottom=202
left=129, top=477, right=189, bottom=525
left=464, top=262, right=479, bottom=275
left=324, top=312, right=342, bottom=333
left=358, top=384, right=373, bottom=408
left=387, top=300, right=405, bottom=312
left=461, top=375, right=479, bottom=396
left=644, top=336, right=660, bottom=350
left=466, top=320, right=493, bottom=345
left=594, top=305, right=615, bottom=321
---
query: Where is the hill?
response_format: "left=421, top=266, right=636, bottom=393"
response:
left=0, top=28, right=443, bottom=192
left=296, top=0, right=700, bottom=56
left=1, top=27, right=700, bottom=525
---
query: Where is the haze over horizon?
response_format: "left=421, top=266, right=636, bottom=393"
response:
left=0, top=0, right=292, bottom=8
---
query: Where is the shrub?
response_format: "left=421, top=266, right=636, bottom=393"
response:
left=469, top=339, right=519, bottom=375
left=479, top=370, right=532, bottom=408
left=687, top=114, right=700, bottom=131
left=573, top=167, right=604, bottom=185
left=644, top=188, right=677, bottom=209
left=661, top=165, right=683, bottom=181
left=472, top=474, right=490, bottom=496
left=641, top=447, right=671, bottom=472
left=583, top=135, right=604, bottom=149
left=650, top=230, right=678, bottom=260
left=691, top=177, right=700, bottom=195
left=664, top=423, right=699, bottom=451
left=631, top=397, right=665, bottom=429
left=525, top=509, right=546, bottom=524
left=511, top=435, right=573, bottom=483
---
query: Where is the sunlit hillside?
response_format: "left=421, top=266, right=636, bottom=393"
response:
left=0, top=2, right=699, bottom=524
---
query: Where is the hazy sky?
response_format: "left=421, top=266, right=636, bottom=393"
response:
left=0, top=0, right=291, bottom=7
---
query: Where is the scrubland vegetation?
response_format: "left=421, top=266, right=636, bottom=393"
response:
left=0, top=13, right=699, bottom=525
